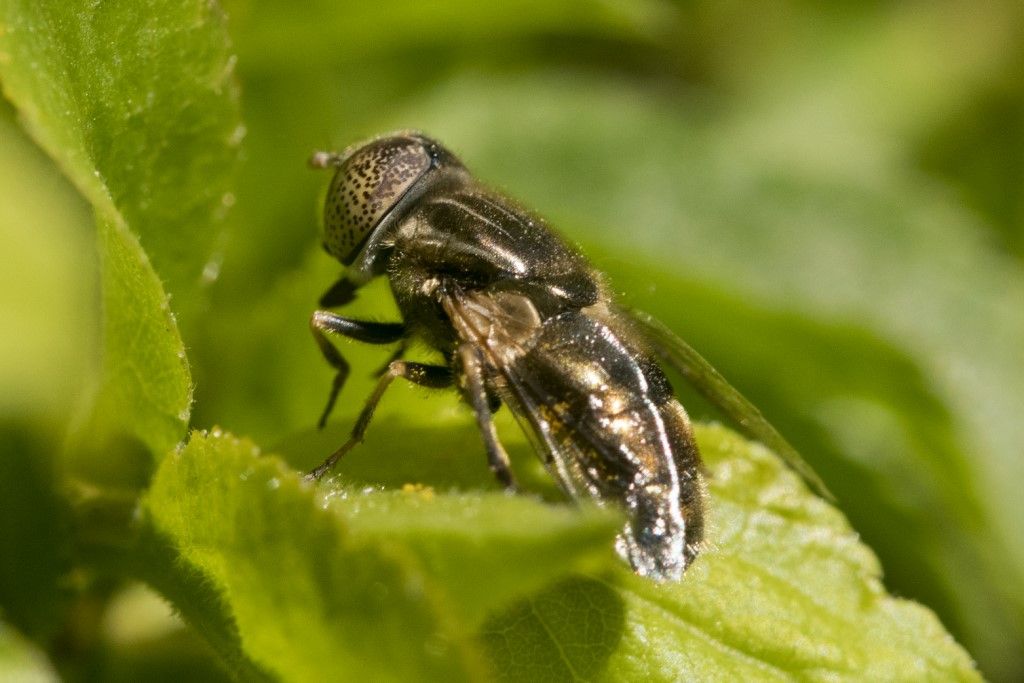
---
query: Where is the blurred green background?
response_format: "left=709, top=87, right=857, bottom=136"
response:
left=2, top=0, right=1023, bottom=680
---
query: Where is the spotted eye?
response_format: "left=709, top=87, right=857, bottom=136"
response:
left=321, top=134, right=433, bottom=265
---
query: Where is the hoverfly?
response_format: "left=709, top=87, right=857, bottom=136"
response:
left=306, top=132, right=827, bottom=581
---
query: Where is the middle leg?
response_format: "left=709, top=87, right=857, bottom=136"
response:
left=306, top=359, right=453, bottom=480
left=458, top=344, right=517, bottom=492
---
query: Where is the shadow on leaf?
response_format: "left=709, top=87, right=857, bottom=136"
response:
left=480, top=575, right=625, bottom=682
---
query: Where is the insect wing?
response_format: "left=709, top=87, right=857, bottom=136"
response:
left=627, top=309, right=833, bottom=500
left=444, top=289, right=700, bottom=578
left=443, top=290, right=626, bottom=499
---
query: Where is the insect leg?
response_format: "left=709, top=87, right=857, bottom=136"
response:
left=319, top=276, right=359, bottom=308
left=457, top=344, right=518, bottom=492
left=371, top=339, right=409, bottom=378
left=310, top=311, right=406, bottom=428
left=306, top=360, right=453, bottom=480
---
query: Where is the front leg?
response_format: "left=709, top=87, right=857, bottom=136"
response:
left=310, top=311, right=406, bottom=428
left=319, top=275, right=359, bottom=308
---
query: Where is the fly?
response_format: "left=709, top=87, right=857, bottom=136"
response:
left=305, top=132, right=828, bottom=581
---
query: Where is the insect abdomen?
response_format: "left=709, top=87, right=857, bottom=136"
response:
left=506, top=310, right=705, bottom=579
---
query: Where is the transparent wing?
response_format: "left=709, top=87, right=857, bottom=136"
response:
left=627, top=308, right=834, bottom=501
left=441, top=289, right=590, bottom=498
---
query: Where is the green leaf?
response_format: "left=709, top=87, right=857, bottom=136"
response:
left=0, top=621, right=59, bottom=683
left=0, top=425, right=72, bottom=641
left=182, top=61, right=1010, bottom=675
left=0, top=103, right=94, bottom=422
left=393, top=71, right=1024, bottom=678
left=0, top=2, right=1009, bottom=679
left=0, top=0, right=242, bottom=314
left=77, top=214, right=192, bottom=466
left=0, top=0, right=242, bottom=468
left=142, top=429, right=621, bottom=681
left=0, top=105, right=85, bottom=639
left=606, top=258, right=1019, bottom=664
left=141, top=426, right=975, bottom=681
left=482, top=425, right=979, bottom=681
left=325, top=485, right=620, bottom=629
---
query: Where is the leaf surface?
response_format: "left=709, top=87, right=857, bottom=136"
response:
left=143, top=429, right=623, bottom=681
left=482, top=425, right=979, bottom=681
left=0, top=0, right=242, bottom=469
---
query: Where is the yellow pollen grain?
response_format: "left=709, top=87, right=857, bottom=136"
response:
left=401, top=482, right=435, bottom=500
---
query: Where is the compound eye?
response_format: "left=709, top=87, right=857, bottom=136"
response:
left=322, top=135, right=432, bottom=265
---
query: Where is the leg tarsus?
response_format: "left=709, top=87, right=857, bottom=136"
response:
left=306, top=360, right=453, bottom=480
